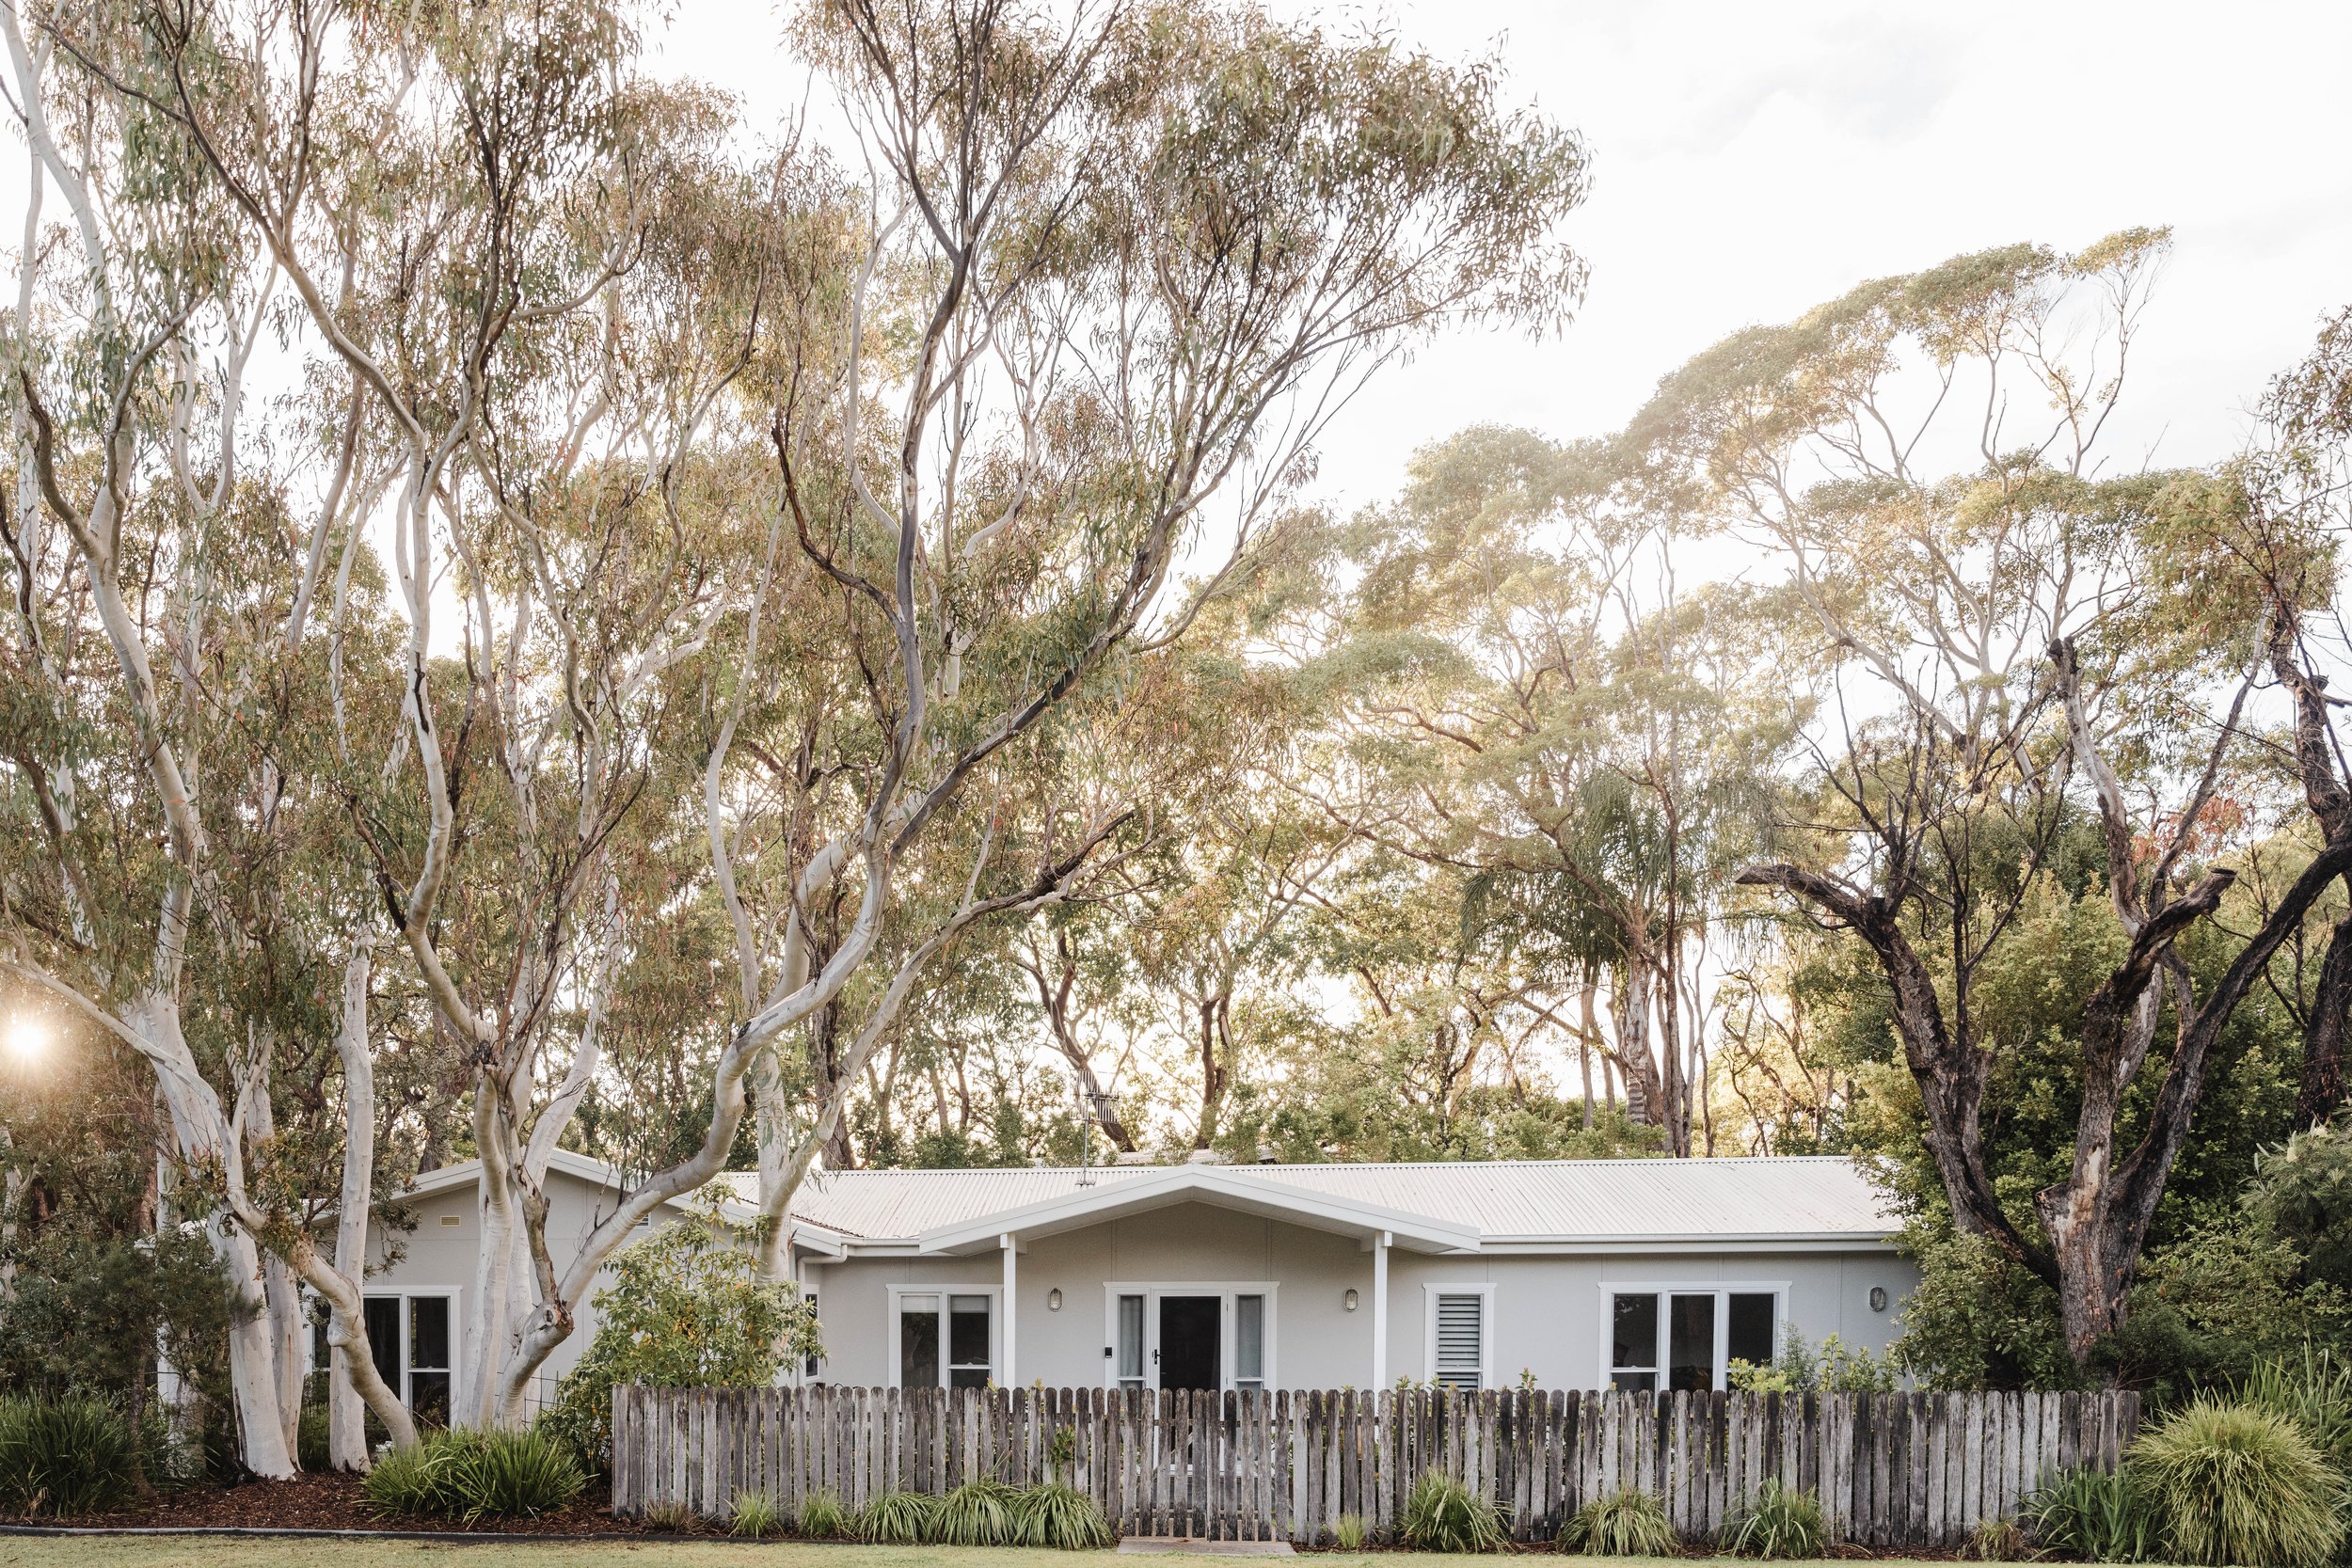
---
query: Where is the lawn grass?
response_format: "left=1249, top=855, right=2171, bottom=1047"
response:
left=0, top=1545, right=1978, bottom=1568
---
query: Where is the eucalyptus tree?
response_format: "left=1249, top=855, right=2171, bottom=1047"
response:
left=688, top=0, right=1590, bottom=1299
left=1291, top=425, right=1800, bottom=1154
left=1632, top=230, right=2352, bottom=1362
left=0, top=0, right=443, bottom=1471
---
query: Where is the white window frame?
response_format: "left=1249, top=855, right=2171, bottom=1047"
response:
left=885, top=1284, right=1003, bottom=1389
left=1099, top=1281, right=1280, bottom=1392
left=1597, top=1282, right=1789, bottom=1394
left=1421, top=1282, right=1496, bottom=1390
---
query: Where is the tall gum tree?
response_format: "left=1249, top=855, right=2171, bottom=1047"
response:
left=1625, top=230, right=2352, bottom=1364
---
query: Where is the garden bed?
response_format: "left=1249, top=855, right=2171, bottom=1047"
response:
left=63, top=1474, right=655, bottom=1536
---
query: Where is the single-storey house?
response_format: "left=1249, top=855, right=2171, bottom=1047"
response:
left=362, top=1151, right=1915, bottom=1421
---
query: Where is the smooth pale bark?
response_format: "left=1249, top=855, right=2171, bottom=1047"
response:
left=328, top=937, right=379, bottom=1469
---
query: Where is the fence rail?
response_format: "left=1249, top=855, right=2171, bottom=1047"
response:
left=610, top=1385, right=2140, bottom=1546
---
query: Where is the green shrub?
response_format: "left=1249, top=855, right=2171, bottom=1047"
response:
left=1332, top=1512, right=1370, bottom=1549
left=358, top=1428, right=583, bottom=1522
left=2023, top=1466, right=2157, bottom=1563
left=931, top=1477, right=1019, bottom=1544
left=1561, top=1486, right=1677, bottom=1557
left=796, top=1486, right=852, bottom=1540
left=1012, top=1481, right=1117, bottom=1550
left=730, top=1490, right=783, bottom=1538
left=1400, top=1469, right=1508, bottom=1552
left=0, top=1394, right=140, bottom=1516
left=538, top=1212, right=819, bottom=1474
left=1723, top=1479, right=1824, bottom=1559
left=859, top=1489, right=940, bottom=1544
left=297, top=1403, right=330, bottom=1473
left=2133, top=1396, right=2344, bottom=1567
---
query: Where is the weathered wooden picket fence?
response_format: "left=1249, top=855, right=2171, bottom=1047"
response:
left=611, top=1386, right=2140, bottom=1546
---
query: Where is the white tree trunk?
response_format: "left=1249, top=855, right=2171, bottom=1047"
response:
left=329, top=937, right=376, bottom=1470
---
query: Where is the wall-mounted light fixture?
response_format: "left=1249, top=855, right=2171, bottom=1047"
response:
left=1867, top=1286, right=1888, bottom=1313
left=1344, top=1289, right=1359, bottom=1312
left=1048, top=1288, right=1064, bottom=1311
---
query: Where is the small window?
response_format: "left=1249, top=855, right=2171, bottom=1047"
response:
left=1609, top=1293, right=1658, bottom=1393
left=363, top=1295, right=403, bottom=1398
left=948, top=1295, right=993, bottom=1389
left=1117, top=1294, right=1145, bottom=1389
left=803, top=1292, right=821, bottom=1379
left=900, top=1293, right=941, bottom=1387
left=1234, top=1295, right=1265, bottom=1391
left=1433, top=1292, right=1485, bottom=1389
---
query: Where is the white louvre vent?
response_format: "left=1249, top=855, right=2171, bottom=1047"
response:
left=1434, top=1293, right=1484, bottom=1388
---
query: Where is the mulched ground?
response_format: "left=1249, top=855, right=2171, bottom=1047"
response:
left=72, top=1474, right=682, bottom=1536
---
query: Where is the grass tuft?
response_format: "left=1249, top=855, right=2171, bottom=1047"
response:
left=2133, top=1396, right=2344, bottom=1567
left=1561, top=1484, right=1678, bottom=1557
left=1400, top=1469, right=1508, bottom=1552
left=1723, top=1479, right=1825, bottom=1559
left=859, top=1489, right=941, bottom=1544
left=1011, top=1481, right=1117, bottom=1550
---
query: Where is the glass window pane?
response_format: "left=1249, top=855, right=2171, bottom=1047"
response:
left=900, top=1306, right=940, bottom=1387
left=409, top=1370, right=452, bottom=1429
left=949, top=1366, right=991, bottom=1390
left=1611, top=1293, right=1658, bottom=1370
left=1668, top=1293, right=1716, bottom=1392
left=804, top=1293, right=821, bottom=1378
left=363, top=1296, right=402, bottom=1393
left=1728, top=1293, right=1775, bottom=1369
left=409, top=1296, right=451, bottom=1371
left=1235, top=1295, right=1264, bottom=1382
left=1118, top=1294, right=1145, bottom=1380
left=1610, top=1370, right=1657, bottom=1394
left=949, top=1295, right=991, bottom=1370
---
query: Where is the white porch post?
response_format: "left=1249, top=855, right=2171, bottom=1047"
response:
left=1371, top=1229, right=1391, bottom=1389
left=1001, top=1232, right=1018, bottom=1387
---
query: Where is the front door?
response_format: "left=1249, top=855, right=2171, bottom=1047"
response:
left=1158, top=1295, right=1220, bottom=1391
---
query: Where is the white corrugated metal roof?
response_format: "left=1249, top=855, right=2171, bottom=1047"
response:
left=722, top=1156, right=1895, bottom=1244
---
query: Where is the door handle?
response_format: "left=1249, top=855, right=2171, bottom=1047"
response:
left=1152, top=1350, right=1160, bottom=1364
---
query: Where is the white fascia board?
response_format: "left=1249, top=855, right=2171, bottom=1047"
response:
left=1476, top=1234, right=1899, bottom=1255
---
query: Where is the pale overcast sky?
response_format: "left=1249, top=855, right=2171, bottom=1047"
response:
left=654, top=0, right=2352, bottom=509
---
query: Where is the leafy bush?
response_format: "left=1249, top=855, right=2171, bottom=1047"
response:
left=358, top=1428, right=583, bottom=1522
left=1332, top=1511, right=1370, bottom=1549
left=1012, top=1481, right=1117, bottom=1549
left=796, top=1486, right=852, bottom=1540
left=0, top=1394, right=139, bottom=1516
left=730, top=1490, right=783, bottom=1538
left=932, top=1477, right=1020, bottom=1544
left=1722, top=1479, right=1824, bottom=1559
left=2133, top=1396, right=2344, bottom=1567
left=2023, top=1466, right=2157, bottom=1563
left=1729, top=1324, right=1899, bottom=1395
left=860, top=1489, right=940, bottom=1544
left=1561, top=1486, right=1677, bottom=1557
left=297, top=1402, right=330, bottom=1473
left=1401, top=1469, right=1507, bottom=1552
left=538, top=1212, right=819, bottom=1473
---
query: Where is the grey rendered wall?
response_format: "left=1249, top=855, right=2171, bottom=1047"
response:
left=806, top=1213, right=1921, bottom=1391
left=808, top=1201, right=1381, bottom=1390
left=364, top=1165, right=657, bottom=1414
left=1385, top=1249, right=1923, bottom=1388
